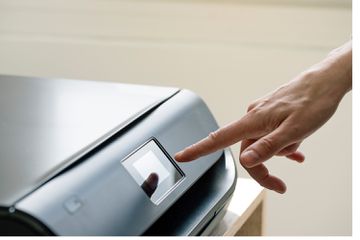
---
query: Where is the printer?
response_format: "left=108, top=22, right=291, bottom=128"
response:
left=0, top=75, right=236, bottom=236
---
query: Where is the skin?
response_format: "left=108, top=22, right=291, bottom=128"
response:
left=175, top=41, right=352, bottom=194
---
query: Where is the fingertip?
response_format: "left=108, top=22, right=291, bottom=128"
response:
left=274, top=184, right=287, bottom=194
left=275, top=189, right=286, bottom=194
left=297, top=152, right=306, bottom=162
left=286, top=151, right=305, bottom=163
left=175, top=149, right=195, bottom=162
left=174, top=151, right=185, bottom=162
left=269, top=175, right=287, bottom=194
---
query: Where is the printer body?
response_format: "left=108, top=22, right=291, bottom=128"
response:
left=0, top=75, right=236, bottom=236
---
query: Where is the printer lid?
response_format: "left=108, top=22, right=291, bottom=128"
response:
left=0, top=75, right=178, bottom=206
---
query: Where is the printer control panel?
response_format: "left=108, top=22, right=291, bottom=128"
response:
left=122, top=139, right=184, bottom=204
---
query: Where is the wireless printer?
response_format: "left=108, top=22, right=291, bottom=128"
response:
left=0, top=75, right=236, bottom=236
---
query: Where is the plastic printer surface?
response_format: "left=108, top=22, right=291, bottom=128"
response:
left=0, top=75, right=236, bottom=236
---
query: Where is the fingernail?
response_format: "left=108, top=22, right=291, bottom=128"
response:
left=241, top=150, right=259, bottom=167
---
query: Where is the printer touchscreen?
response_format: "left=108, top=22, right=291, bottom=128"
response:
left=122, top=139, right=184, bottom=204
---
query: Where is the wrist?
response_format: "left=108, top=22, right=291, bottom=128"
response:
left=304, top=41, right=352, bottom=102
left=324, top=41, right=352, bottom=94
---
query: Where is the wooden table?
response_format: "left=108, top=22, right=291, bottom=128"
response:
left=209, top=178, right=266, bottom=236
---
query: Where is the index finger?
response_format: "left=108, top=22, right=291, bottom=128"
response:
left=175, top=114, right=259, bottom=162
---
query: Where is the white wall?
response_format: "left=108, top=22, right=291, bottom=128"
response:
left=0, top=0, right=352, bottom=235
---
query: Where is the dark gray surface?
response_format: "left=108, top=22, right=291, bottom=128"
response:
left=0, top=75, right=236, bottom=236
left=144, top=149, right=236, bottom=236
left=16, top=88, right=224, bottom=235
left=0, top=75, right=178, bottom=206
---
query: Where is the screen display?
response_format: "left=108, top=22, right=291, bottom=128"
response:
left=122, top=139, right=184, bottom=204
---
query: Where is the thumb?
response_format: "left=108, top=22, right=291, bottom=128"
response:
left=240, top=128, right=290, bottom=168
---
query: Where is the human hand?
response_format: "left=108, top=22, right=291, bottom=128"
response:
left=175, top=41, right=352, bottom=193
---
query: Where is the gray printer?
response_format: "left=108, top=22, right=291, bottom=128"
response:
left=0, top=75, right=236, bottom=236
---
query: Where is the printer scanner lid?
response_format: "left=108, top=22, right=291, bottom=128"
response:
left=0, top=75, right=178, bottom=206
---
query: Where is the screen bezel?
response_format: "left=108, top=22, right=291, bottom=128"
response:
left=121, top=138, right=185, bottom=205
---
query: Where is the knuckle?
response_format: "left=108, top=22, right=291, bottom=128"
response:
left=287, top=124, right=302, bottom=139
left=260, top=170, right=270, bottom=182
left=284, top=143, right=299, bottom=154
left=247, top=102, right=257, bottom=112
left=259, top=137, right=275, bottom=154
left=247, top=98, right=265, bottom=113
left=208, top=131, right=219, bottom=142
left=263, top=121, right=276, bottom=133
left=258, top=175, right=270, bottom=189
